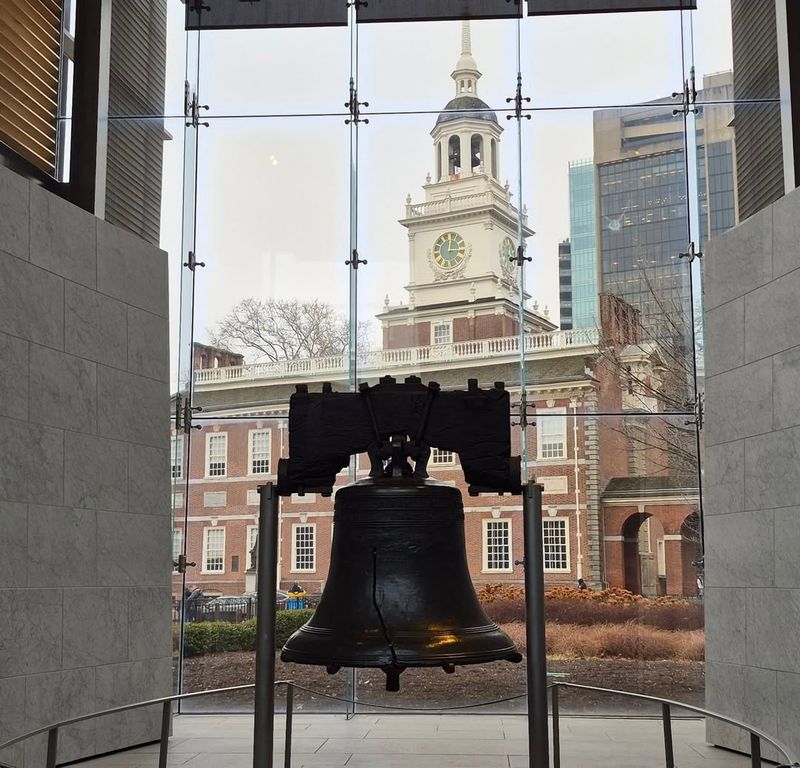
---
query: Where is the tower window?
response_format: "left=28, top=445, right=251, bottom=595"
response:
left=448, top=136, right=461, bottom=177
left=471, top=134, right=483, bottom=174
left=436, top=141, right=442, bottom=182
left=491, top=138, right=498, bottom=179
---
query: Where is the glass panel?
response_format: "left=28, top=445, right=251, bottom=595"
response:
left=521, top=10, right=685, bottom=108
left=198, top=26, right=350, bottom=117
left=357, top=18, right=519, bottom=114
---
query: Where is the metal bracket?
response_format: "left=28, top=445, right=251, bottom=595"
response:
left=672, top=67, right=698, bottom=116
left=512, top=244, right=532, bottom=267
left=186, top=91, right=210, bottom=128
left=345, top=79, right=369, bottom=125
left=345, top=249, right=367, bottom=269
left=506, top=73, right=531, bottom=121
left=174, top=554, right=196, bottom=574
left=684, top=393, right=704, bottom=430
left=176, top=395, right=203, bottom=434
left=183, top=250, right=206, bottom=271
left=512, top=392, right=536, bottom=428
left=679, top=241, right=702, bottom=263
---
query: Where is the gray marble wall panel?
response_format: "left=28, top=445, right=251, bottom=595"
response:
left=0, top=250, right=64, bottom=349
left=29, top=344, right=97, bottom=434
left=64, top=281, right=128, bottom=370
left=0, top=502, right=28, bottom=588
left=0, top=164, right=171, bottom=766
left=705, top=185, right=800, bottom=759
left=29, top=183, right=97, bottom=289
left=27, top=506, right=97, bottom=587
left=98, top=365, right=168, bottom=448
left=127, top=306, right=169, bottom=381
left=97, top=220, right=169, bottom=318
left=0, top=416, right=64, bottom=504
left=0, top=331, right=29, bottom=420
left=704, top=204, right=772, bottom=311
left=0, top=161, right=30, bottom=260
left=64, top=432, right=128, bottom=512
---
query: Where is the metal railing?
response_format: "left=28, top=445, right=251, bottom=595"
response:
left=1, top=679, right=797, bottom=768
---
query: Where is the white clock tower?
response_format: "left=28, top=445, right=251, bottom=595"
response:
left=379, top=22, right=555, bottom=350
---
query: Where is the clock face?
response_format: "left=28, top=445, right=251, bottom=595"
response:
left=433, top=232, right=466, bottom=270
left=501, top=237, right=516, bottom=274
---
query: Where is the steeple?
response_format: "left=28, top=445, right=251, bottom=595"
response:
left=452, top=20, right=481, bottom=97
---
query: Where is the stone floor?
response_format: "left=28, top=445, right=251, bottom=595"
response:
left=74, top=714, right=758, bottom=768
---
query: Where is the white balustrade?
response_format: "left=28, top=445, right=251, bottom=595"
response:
left=194, top=327, right=600, bottom=386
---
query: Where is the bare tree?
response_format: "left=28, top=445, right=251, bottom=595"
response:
left=210, top=298, right=372, bottom=363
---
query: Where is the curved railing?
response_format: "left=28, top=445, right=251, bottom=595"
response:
left=0, top=680, right=796, bottom=768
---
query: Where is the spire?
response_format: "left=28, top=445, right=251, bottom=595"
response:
left=461, top=19, right=471, bottom=56
left=452, top=20, right=481, bottom=97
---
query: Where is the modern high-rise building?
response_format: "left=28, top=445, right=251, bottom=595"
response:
left=558, top=238, right=572, bottom=330
left=593, top=72, right=736, bottom=345
left=567, top=159, right=598, bottom=329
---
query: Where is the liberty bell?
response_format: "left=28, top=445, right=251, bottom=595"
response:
left=276, top=376, right=523, bottom=691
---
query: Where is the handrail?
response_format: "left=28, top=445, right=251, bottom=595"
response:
left=549, top=682, right=799, bottom=768
left=2, top=678, right=797, bottom=768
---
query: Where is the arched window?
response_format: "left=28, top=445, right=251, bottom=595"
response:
left=460, top=79, right=465, bottom=93
left=471, top=134, right=483, bottom=174
left=436, top=141, right=442, bottom=181
left=490, top=138, right=498, bottom=179
left=467, top=79, right=473, bottom=93
left=448, top=135, right=461, bottom=177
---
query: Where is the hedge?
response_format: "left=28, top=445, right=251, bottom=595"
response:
left=181, top=609, right=314, bottom=657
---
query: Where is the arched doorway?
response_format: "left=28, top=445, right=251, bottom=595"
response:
left=680, top=510, right=702, bottom=596
left=621, top=512, right=664, bottom=596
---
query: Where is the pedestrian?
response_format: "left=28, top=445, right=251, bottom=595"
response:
left=577, top=578, right=588, bottom=591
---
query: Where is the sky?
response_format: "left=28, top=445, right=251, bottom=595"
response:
left=158, top=0, right=734, bottom=370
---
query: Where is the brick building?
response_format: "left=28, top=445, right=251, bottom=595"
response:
left=171, top=26, right=699, bottom=601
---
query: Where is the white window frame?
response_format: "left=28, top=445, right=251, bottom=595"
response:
left=291, top=523, right=316, bottom=573
left=205, top=432, right=228, bottom=478
left=170, top=435, right=183, bottom=480
left=172, top=528, right=182, bottom=572
left=543, top=518, right=570, bottom=572
left=248, top=428, right=271, bottom=475
left=537, top=407, right=567, bottom=460
left=482, top=518, right=513, bottom=573
left=247, top=524, right=258, bottom=571
left=430, top=447, right=456, bottom=466
left=202, top=527, right=226, bottom=574
left=432, top=320, right=452, bottom=345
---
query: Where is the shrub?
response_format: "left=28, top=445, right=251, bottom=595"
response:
left=182, top=609, right=314, bottom=657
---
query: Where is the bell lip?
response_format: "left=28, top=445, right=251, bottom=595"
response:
left=342, top=476, right=460, bottom=491
left=280, top=645, right=523, bottom=667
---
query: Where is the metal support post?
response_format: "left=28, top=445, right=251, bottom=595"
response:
left=159, top=700, right=172, bottom=768
left=522, top=483, right=549, bottom=768
left=254, top=483, right=280, bottom=768
left=45, top=727, right=58, bottom=768
left=662, top=703, right=675, bottom=768
left=751, top=733, right=762, bottom=768
left=551, top=684, right=561, bottom=768
left=284, top=683, right=294, bottom=768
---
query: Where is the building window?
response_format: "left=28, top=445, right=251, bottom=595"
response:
left=203, top=527, right=225, bottom=573
left=172, top=529, right=182, bottom=572
left=247, top=525, right=258, bottom=570
left=432, top=322, right=452, bottom=345
left=483, top=519, right=512, bottom=572
left=249, top=429, right=271, bottom=474
left=543, top=519, right=569, bottom=571
left=206, top=433, right=228, bottom=477
left=431, top=448, right=455, bottom=465
left=292, top=524, right=316, bottom=572
left=537, top=408, right=567, bottom=460
left=170, top=435, right=183, bottom=479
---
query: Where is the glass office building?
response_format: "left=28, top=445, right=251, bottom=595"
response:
left=567, top=160, right=599, bottom=329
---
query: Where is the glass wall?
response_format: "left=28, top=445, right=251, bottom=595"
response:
left=112, top=0, right=783, bottom=716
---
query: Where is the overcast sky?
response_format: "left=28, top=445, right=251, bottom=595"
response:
left=159, top=0, right=734, bottom=370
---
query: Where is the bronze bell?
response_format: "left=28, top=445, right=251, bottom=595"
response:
left=281, top=475, right=522, bottom=691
